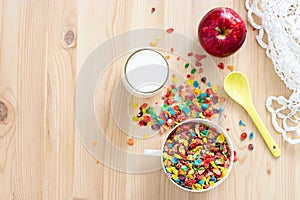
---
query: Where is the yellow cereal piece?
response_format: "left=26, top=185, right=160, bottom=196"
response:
left=222, top=168, right=228, bottom=177
left=172, top=174, right=178, bottom=180
left=162, top=152, right=172, bottom=160
left=173, top=169, right=178, bottom=175
left=194, top=183, right=201, bottom=189
left=203, top=138, right=207, bottom=143
left=194, top=88, right=201, bottom=95
left=173, top=76, right=178, bottom=84
left=199, top=112, right=205, bottom=119
left=184, top=140, right=188, bottom=146
left=174, top=153, right=182, bottom=159
left=216, top=134, right=225, bottom=143
left=194, top=146, right=201, bottom=152
left=210, top=161, right=217, bottom=168
left=166, top=167, right=172, bottom=173
left=212, top=85, right=219, bottom=94
left=133, top=103, right=138, bottom=108
left=150, top=41, right=158, bottom=47
left=187, top=174, right=194, bottom=179
left=143, top=133, right=149, bottom=138
left=209, top=181, right=215, bottom=186
left=206, top=178, right=210, bottom=185
left=188, top=169, right=195, bottom=175
left=187, top=155, right=193, bottom=161
left=132, top=116, right=139, bottom=122
left=186, top=79, right=194, bottom=86
left=191, top=111, right=196, bottom=118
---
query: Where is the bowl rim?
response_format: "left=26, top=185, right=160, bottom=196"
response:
left=160, top=118, right=234, bottom=192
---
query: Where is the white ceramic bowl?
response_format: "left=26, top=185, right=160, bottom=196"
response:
left=161, top=118, right=234, bottom=192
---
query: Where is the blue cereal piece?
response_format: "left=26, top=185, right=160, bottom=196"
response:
left=239, top=120, right=246, bottom=126
left=183, top=107, right=190, bottom=115
left=172, top=157, right=179, bottom=164
left=202, top=103, right=209, bottom=110
left=199, top=179, right=204, bottom=185
left=167, top=107, right=175, bottom=116
left=249, top=132, right=254, bottom=139
left=174, top=94, right=180, bottom=102
left=199, top=93, right=208, bottom=100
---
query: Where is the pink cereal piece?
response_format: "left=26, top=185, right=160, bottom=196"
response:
left=166, top=28, right=174, bottom=33
left=187, top=52, right=193, bottom=56
left=195, top=62, right=202, bottom=67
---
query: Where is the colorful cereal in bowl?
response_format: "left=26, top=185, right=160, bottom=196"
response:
left=162, top=119, right=233, bottom=192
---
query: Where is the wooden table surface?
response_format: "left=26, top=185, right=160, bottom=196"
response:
left=0, top=0, right=299, bottom=200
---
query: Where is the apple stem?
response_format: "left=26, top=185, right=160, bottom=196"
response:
left=215, top=27, right=224, bottom=35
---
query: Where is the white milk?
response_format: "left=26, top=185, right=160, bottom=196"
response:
left=123, top=49, right=169, bottom=97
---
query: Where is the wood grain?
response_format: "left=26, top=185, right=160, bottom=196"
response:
left=0, top=0, right=299, bottom=200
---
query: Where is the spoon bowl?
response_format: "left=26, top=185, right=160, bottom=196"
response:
left=224, top=72, right=281, bottom=158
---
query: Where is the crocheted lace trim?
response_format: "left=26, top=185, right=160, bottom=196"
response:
left=245, top=0, right=300, bottom=144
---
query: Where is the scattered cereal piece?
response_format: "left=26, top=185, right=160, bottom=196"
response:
left=143, top=133, right=148, bottom=139
left=233, top=150, right=238, bottom=162
left=226, top=128, right=230, bottom=131
left=127, top=138, right=135, bottom=145
left=227, top=65, right=234, bottom=71
left=191, top=68, right=196, bottom=74
left=187, top=52, right=193, bottom=56
left=249, top=132, right=254, bottom=139
left=165, top=55, right=170, bottom=59
left=150, top=41, right=158, bottom=47
left=132, top=116, right=139, bottom=122
left=239, top=120, right=246, bottom=126
left=170, top=48, right=174, bottom=53
left=151, top=7, right=155, bottom=13
left=92, top=141, right=97, bottom=147
left=198, top=67, right=203, bottom=73
left=248, top=143, right=254, bottom=151
left=133, top=103, right=138, bottom=108
left=212, top=85, right=219, bottom=94
left=96, top=160, right=100, bottom=164
left=173, top=76, right=178, bottom=84
left=240, top=132, right=247, bottom=140
left=185, top=63, right=190, bottom=68
left=217, top=62, right=224, bottom=69
left=195, top=62, right=202, bottom=67
left=166, top=28, right=174, bottom=33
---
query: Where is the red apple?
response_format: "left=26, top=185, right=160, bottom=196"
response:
left=198, top=7, right=247, bottom=58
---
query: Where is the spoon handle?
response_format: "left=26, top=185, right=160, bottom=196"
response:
left=246, top=103, right=281, bottom=158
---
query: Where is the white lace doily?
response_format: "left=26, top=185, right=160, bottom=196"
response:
left=245, top=0, right=300, bottom=144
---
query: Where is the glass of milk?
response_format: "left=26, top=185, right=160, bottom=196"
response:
left=122, top=49, right=169, bottom=98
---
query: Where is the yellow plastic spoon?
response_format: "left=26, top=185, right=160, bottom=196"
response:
left=224, top=71, right=281, bottom=158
